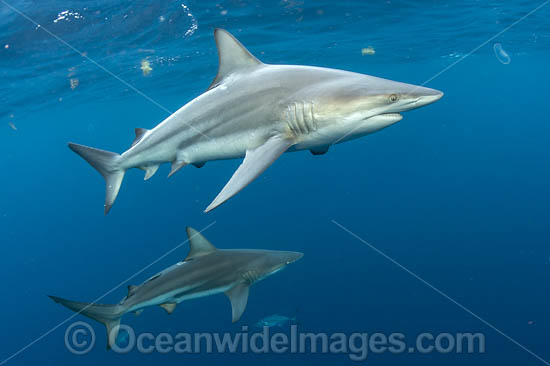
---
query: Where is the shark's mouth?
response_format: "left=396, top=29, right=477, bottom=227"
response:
left=375, top=113, right=402, bottom=119
left=362, top=112, right=403, bottom=122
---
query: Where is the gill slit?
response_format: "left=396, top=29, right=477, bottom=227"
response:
left=286, top=101, right=317, bottom=136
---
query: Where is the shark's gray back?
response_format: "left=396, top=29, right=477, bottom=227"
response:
left=122, top=249, right=270, bottom=309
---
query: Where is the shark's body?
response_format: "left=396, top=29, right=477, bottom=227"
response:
left=49, top=227, right=303, bottom=348
left=69, top=29, right=443, bottom=214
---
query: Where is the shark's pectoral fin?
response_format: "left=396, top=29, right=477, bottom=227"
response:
left=160, top=302, right=177, bottom=314
left=204, top=135, right=294, bottom=212
left=225, top=283, right=249, bottom=323
left=310, top=145, right=330, bottom=155
left=208, top=29, right=263, bottom=90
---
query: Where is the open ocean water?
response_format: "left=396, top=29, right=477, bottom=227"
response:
left=1, top=0, right=550, bottom=365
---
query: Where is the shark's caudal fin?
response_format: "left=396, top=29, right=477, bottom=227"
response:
left=48, top=295, right=123, bottom=349
left=68, top=143, right=125, bottom=214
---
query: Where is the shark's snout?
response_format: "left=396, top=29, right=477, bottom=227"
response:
left=284, top=251, right=304, bottom=264
left=414, top=87, right=443, bottom=108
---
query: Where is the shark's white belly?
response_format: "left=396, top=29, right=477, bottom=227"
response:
left=127, top=284, right=234, bottom=313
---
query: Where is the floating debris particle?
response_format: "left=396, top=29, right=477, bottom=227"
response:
left=8, top=121, right=17, bottom=131
left=493, top=43, right=511, bottom=64
left=140, top=59, right=153, bottom=76
left=220, top=9, right=228, bottom=15
left=159, top=15, right=165, bottom=22
left=4, top=44, right=8, bottom=49
left=361, top=47, right=375, bottom=56
left=70, top=78, right=79, bottom=90
left=528, top=320, right=534, bottom=325
left=53, top=10, right=84, bottom=23
left=181, top=4, right=198, bottom=37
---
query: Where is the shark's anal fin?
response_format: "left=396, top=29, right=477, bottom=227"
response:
left=143, top=165, right=159, bottom=180
left=193, top=162, right=206, bottom=168
left=225, top=283, right=249, bottom=323
left=204, top=135, right=294, bottom=212
left=310, top=145, right=329, bottom=155
left=208, top=29, right=263, bottom=90
left=185, top=227, right=217, bottom=261
left=160, top=303, right=177, bottom=314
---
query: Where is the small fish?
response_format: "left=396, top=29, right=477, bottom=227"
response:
left=70, top=78, right=79, bottom=90
left=361, top=46, right=375, bottom=56
left=8, top=121, right=17, bottom=131
left=140, top=59, right=153, bottom=76
left=255, top=314, right=297, bottom=328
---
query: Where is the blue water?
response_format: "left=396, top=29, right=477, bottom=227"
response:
left=2, top=0, right=550, bottom=365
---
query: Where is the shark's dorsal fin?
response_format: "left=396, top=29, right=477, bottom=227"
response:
left=131, top=128, right=149, bottom=147
left=185, top=227, right=216, bottom=261
left=208, top=29, right=262, bottom=90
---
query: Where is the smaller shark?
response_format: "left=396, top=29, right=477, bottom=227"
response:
left=255, top=314, right=297, bottom=328
left=49, top=227, right=303, bottom=349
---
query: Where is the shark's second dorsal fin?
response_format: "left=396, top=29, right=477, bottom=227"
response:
left=127, top=285, right=138, bottom=298
left=185, top=227, right=216, bottom=261
left=131, top=128, right=149, bottom=147
left=208, top=29, right=262, bottom=90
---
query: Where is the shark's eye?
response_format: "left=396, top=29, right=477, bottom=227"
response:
left=389, top=94, right=399, bottom=103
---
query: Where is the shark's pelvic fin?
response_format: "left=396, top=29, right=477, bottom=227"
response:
left=204, top=135, right=294, bottom=212
left=160, top=302, right=177, bottom=314
left=48, top=295, right=123, bottom=349
left=310, top=145, right=330, bottom=155
left=168, top=160, right=187, bottom=178
left=185, top=227, right=217, bottom=261
left=208, top=28, right=263, bottom=90
left=225, top=284, right=249, bottom=323
left=68, top=142, right=125, bottom=215
left=132, top=128, right=149, bottom=147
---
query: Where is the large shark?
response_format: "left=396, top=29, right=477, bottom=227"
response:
left=68, top=28, right=443, bottom=214
left=49, top=227, right=303, bottom=348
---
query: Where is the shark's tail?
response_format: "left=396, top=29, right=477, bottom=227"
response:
left=49, top=295, right=124, bottom=349
left=68, top=142, right=125, bottom=214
